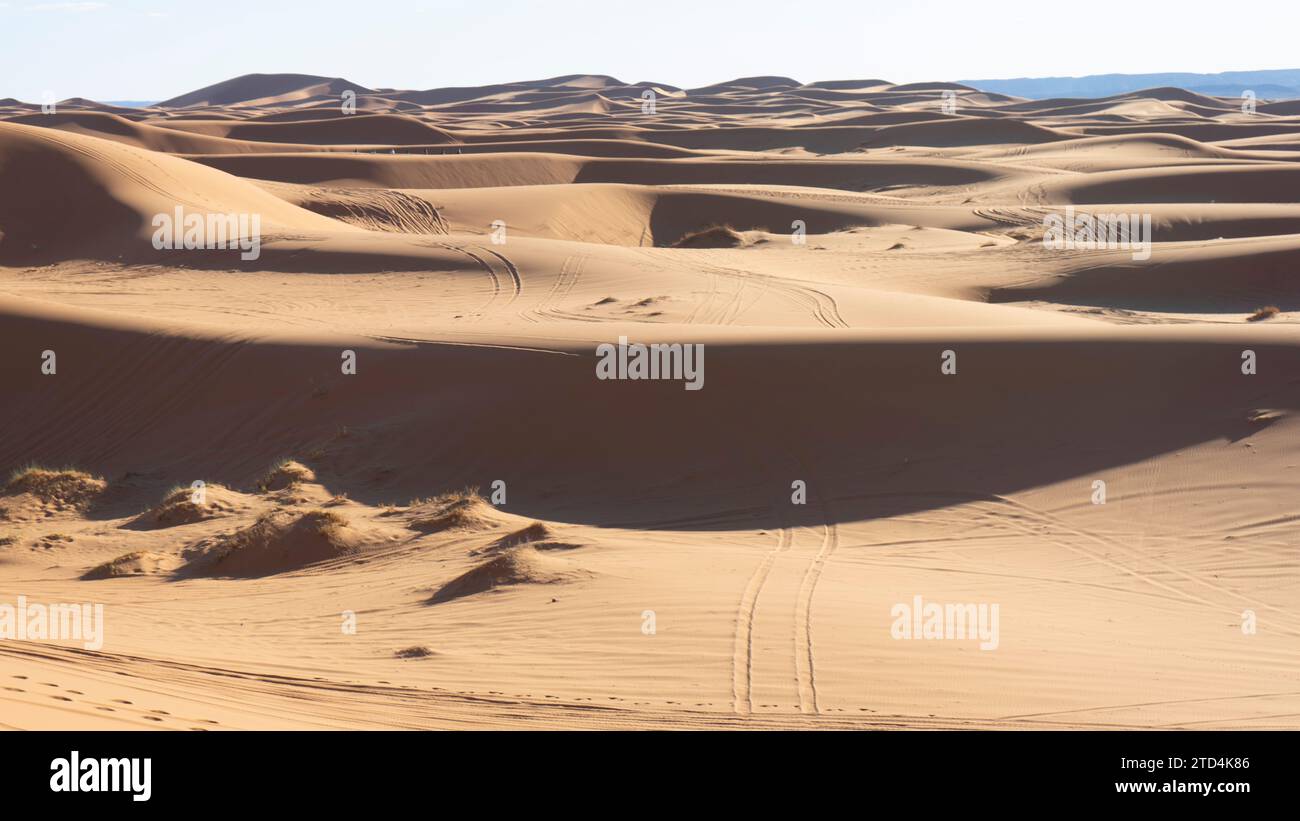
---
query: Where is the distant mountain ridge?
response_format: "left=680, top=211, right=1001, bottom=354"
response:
left=962, top=69, right=1300, bottom=100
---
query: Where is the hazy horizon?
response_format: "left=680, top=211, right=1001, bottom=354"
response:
left=3, top=0, right=1298, bottom=101
left=16, top=66, right=1300, bottom=106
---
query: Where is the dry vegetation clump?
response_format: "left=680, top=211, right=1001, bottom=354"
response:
left=407, top=488, right=496, bottom=533
left=258, top=459, right=316, bottom=492
left=3, top=466, right=106, bottom=509
left=394, top=645, right=435, bottom=659
left=83, top=551, right=181, bottom=580
left=180, top=508, right=359, bottom=578
left=134, top=482, right=235, bottom=528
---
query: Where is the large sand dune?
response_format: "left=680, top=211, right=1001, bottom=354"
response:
left=2, top=74, right=1299, bottom=729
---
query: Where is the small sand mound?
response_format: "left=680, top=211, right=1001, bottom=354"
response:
left=480, top=522, right=583, bottom=553
left=3, top=467, right=106, bottom=509
left=408, top=490, right=497, bottom=534
left=83, top=551, right=182, bottom=580
left=130, top=483, right=240, bottom=529
left=429, top=547, right=590, bottom=604
left=490, top=522, right=554, bottom=548
left=671, top=225, right=745, bottom=248
left=258, top=460, right=316, bottom=492
left=182, top=509, right=364, bottom=578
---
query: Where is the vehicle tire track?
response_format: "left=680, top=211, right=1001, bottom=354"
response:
left=703, top=262, right=848, bottom=328
left=685, top=266, right=722, bottom=325
left=524, top=253, right=586, bottom=322
left=731, top=526, right=792, bottom=715
left=995, top=497, right=1300, bottom=636
left=431, top=241, right=500, bottom=318
left=793, top=521, right=839, bottom=715
left=473, top=244, right=522, bottom=302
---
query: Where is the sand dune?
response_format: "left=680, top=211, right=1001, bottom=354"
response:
left=1030, top=164, right=1300, bottom=204
left=186, top=151, right=1023, bottom=193
left=0, top=122, right=350, bottom=262
left=3, top=111, right=337, bottom=154
left=858, top=117, right=1069, bottom=147
left=154, top=114, right=461, bottom=146
left=157, top=73, right=372, bottom=109
left=3, top=74, right=1300, bottom=730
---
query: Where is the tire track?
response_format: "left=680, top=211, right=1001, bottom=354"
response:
left=731, top=526, right=792, bottom=715
left=731, top=477, right=840, bottom=716
left=793, top=521, right=839, bottom=714
left=520, top=254, right=569, bottom=323
left=995, top=497, right=1300, bottom=636
left=524, top=253, right=586, bottom=322
left=473, top=244, right=522, bottom=302
left=972, top=206, right=1038, bottom=229
left=685, top=266, right=723, bottom=325
left=703, top=263, right=848, bottom=328
left=431, top=241, right=500, bottom=318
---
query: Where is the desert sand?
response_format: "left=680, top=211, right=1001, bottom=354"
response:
left=1, top=73, right=1298, bottom=729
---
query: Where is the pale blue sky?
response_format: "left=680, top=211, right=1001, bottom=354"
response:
left=3, top=0, right=1297, bottom=102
